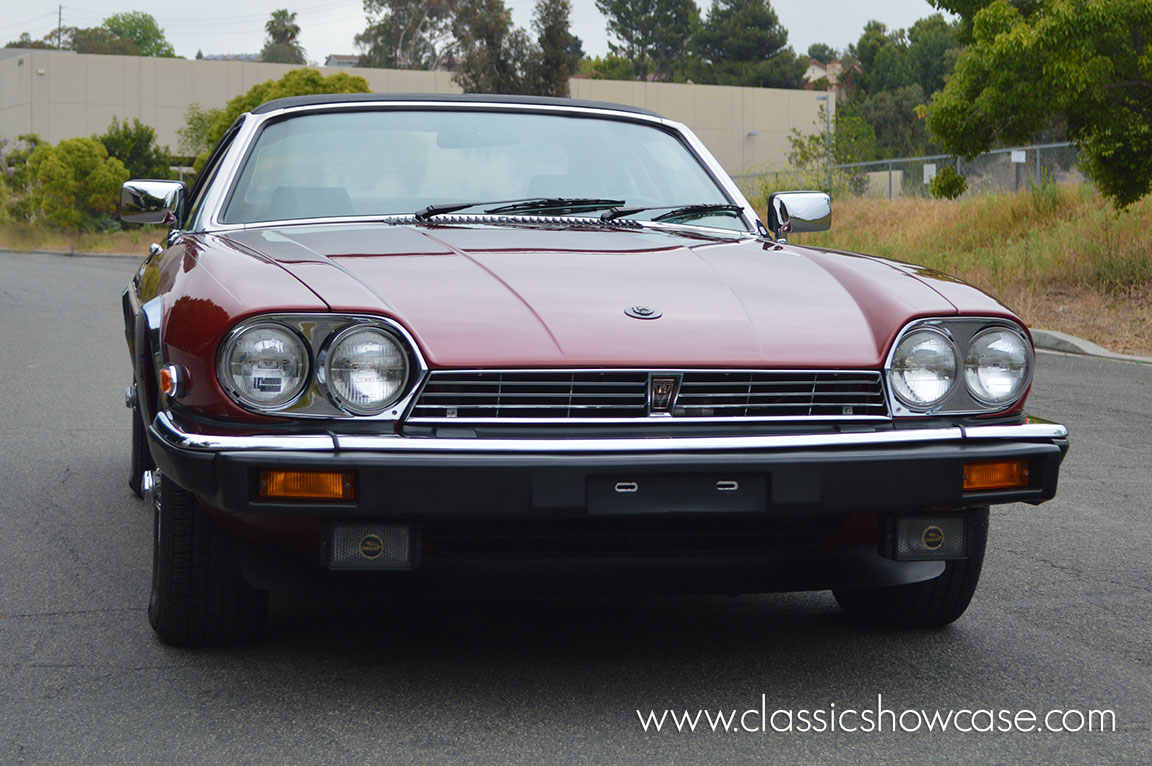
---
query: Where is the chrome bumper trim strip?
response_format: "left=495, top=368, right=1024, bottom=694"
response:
left=152, top=411, right=1067, bottom=455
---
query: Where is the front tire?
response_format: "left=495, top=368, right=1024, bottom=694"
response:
left=148, top=475, right=268, bottom=645
left=833, top=507, right=989, bottom=628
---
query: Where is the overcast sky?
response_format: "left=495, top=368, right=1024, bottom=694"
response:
left=1, top=0, right=952, bottom=64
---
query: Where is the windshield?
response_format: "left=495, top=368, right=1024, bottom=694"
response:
left=220, top=109, right=748, bottom=231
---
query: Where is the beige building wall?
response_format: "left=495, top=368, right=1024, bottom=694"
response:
left=0, top=49, right=830, bottom=176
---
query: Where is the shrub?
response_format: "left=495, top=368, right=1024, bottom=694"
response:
left=28, top=138, right=129, bottom=230
left=1, top=134, right=43, bottom=221
left=930, top=165, right=967, bottom=200
left=97, top=117, right=173, bottom=180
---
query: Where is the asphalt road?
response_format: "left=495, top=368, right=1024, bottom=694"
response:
left=1, top=250, right=1148, bottom=764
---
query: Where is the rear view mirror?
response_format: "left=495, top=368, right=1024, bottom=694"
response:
left=766, top=191, right=831, bottom=241
left=120, top=180, right=186, bottom=226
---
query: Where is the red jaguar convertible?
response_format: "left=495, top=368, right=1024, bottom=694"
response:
left=120, top=94, right=1067, bottom=645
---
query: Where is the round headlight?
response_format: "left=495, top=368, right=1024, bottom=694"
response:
left=219, top=323, right=309, bottom=409
left=965, top=327, right=1032, bottom=405
left=889, top=328, right=958, bottom=408
left=324, top=326, right=409, bottom=414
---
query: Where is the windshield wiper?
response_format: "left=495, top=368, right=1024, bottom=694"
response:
left=415, top=197, right=626, bottom=221
left=485, top=197, right=626, bottom=215
left=600, top=203, right=744, bottom=223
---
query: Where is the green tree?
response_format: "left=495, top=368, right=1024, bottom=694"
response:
left=28, top=138, right=129, bottom=230
left=5, top=32, right=55, bottom=49
left=356, top=0, right=457, bottom=69
left=929, top=0, right=1041, bottom=43
left=97, top=117, right=173, bottom=179
left=849, top=20, right=892, bottom=75
left=693, top=0, right=804, bottom=87
left=856, top=83, right=933, bottom=158
left=101, top=12, right=176, bottom=57
left=69, top=27, right=141, bottom=55
left=576, top=53, right=634, bottom=80
left=567, top=33, right=584, bottom=72
left=262, top=9, right=306, bottom=64
left=177, top=104, right=222, bottom=159
left=924, top=0, right=1152, bottom=207
left=452, top=0, right=538, bottom=93
left=868, top=38, right=913, bottom=93
left=906, top=14, right=960, bottom=95
left=531, top=0, right=576, bottom=96
left=596, top=0, right=699, bottom=81
left=806, top=42, right=837, bottom=64
left=777, top=106, right=878, bottom=196
left=789, top=107, right=878, bottom=168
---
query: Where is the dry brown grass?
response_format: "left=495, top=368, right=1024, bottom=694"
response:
left=0, top=223, right=160, bottom=255
left=758, top=185, right=1152, bottom=355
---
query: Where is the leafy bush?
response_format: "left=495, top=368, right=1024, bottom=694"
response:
left=929, top=165, right=967, bottom=200
left=0, top=134, right=44, bottom=221
left=97, top=117, right=173, bottom=180
left=28, top=138, right=129, bottom=230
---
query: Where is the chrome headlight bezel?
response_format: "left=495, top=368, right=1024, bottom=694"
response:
left=888, top=326, right=960, bottom=409
left=885, top=318, right=1034, bottom=417
left=217, top=321, right=311, bottom=411
left=964, top=326, right=1035, bottom=406
left=215, top=314, right=426, bottom=419
left=321, top=325, right=411, bottom=416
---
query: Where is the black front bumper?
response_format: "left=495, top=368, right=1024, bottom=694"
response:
left=146, top=413, right=1066, bottom=593
left=149, top=416, right=1066, bottom=518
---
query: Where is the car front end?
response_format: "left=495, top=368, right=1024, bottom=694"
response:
left=120, top=94, right=1068, bottom=644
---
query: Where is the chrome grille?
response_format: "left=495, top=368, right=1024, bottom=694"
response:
left=409, top=370, right=888, bottom=422
left=674, top=371, right=887, bottom=418
left=411, top=371, right=649, bottom=420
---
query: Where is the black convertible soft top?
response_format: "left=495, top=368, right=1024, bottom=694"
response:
left=250, top=92, right=662, bottom=118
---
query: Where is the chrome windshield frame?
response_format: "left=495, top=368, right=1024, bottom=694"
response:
left=189, top=99, right=765, bottom=237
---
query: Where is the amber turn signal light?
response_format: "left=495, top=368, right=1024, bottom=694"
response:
left=259, top=470, right=354, bottom=501
left=963, top=459, right=1029, bottom=492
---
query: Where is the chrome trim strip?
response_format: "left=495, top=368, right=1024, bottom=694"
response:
left=152, top=410, right=1067, bottom=454
left=406, top=416, right=893, bottom=425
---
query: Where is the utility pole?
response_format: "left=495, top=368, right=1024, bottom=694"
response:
left=56, top=5, right=63, bottom=49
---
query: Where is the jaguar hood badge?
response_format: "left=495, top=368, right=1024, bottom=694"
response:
left=625, top=305, right=662, bottom=320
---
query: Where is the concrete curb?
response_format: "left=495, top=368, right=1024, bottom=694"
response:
left=1032, top=329, right=1152, bottom=364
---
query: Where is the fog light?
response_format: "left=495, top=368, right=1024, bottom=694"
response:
left=330, top=524, right=413, bottom=570
left=963, top=459, right=1029, bottom=492
left=894, top=516, right=966, bottom=560
left=259, top=470, right=354, bottom=501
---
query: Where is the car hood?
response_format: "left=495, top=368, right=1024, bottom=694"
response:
left=222, top=222, right=966, bottom=369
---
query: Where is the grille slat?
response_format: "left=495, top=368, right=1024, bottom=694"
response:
left=410, top=370, right=888, bottom=422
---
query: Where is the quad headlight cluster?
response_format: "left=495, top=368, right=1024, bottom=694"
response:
left=886, top=318, right=1034, bottom=415
left=217, top=315, right=416, bottom=417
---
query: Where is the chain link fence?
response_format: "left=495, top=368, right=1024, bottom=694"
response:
left=731, top=142, right=1082, bottom=203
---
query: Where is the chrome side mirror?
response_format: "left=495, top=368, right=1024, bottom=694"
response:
left=766, top=191, right=831, bottom=241
left=120, top=180, right=186, bottom=226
